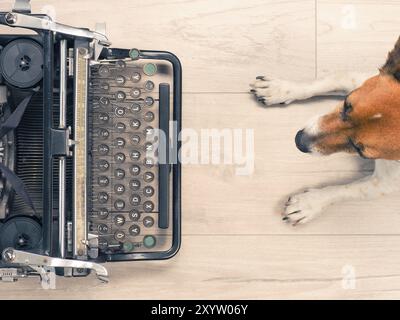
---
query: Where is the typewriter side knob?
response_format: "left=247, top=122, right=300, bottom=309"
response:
left=0, top=39, right=44, bottom=88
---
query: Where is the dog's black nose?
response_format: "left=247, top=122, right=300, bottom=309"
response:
left=295, top=129, right=311, bottom=153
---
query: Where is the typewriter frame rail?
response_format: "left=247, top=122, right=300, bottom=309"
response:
left=0, top=0, right=182, bottom=288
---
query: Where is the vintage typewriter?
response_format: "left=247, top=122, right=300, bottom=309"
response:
left=0, top=0, right=181, bottom=288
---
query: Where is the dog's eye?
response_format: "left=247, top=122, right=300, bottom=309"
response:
left=341, top=101, right=353, bottom=121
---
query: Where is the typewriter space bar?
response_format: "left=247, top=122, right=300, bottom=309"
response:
left=158, top=84, right=170, bottom=229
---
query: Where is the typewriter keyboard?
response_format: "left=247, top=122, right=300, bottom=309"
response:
left=88, top=58, right=172, bottom=255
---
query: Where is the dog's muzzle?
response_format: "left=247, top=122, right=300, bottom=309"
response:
left=295, top=129, right=312, bottom=153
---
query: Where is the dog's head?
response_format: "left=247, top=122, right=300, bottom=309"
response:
left=295, top=73, right=400, bottom=160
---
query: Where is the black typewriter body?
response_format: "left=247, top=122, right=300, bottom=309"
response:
left=0, top=0, right=181, bottom=287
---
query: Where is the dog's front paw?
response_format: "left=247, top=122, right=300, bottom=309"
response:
left=282, top=189, right=328, bottom=226
left=250, top=76, right=300, bottom=106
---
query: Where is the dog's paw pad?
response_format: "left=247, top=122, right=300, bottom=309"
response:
left=282, top=190, right=326, bottom=226
left=250, top=77, right=299, bottom=106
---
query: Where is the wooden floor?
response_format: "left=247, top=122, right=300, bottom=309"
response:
left=1, top=0, right=400, bottom=299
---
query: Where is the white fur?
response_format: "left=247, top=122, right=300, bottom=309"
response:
left=250, top=72, right=400, bottom=226
left=371, top=113, right=383, bottom=119
left=303, top=114, right=322, bottom=136
left=283, top=160, right=400, bottom=225
left=250, top=72, right=375, bottom=106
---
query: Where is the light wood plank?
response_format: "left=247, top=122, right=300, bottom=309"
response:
left=0, top=0, right=316, bottom=92
left=317, top=0, right=400, bottom=76
left=1, top=235, right=400, bottom=299
left=181, top=94, right=400, bottom=235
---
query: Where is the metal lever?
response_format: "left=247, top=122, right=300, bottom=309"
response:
left=12, top=0, right=31, bottom=13
left=4, top=12, right=110, bottom=60
left=2, top=248, right=109, bottom=288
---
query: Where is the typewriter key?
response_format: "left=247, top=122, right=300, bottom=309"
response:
left=144, top=126, right=154, bottom=136
left=143, top=201, right=155, bottom=213
left=98, top=208, right=109, bottom=219
left=145, top=97, right=154, bottom=106
left=145, top=80, right=155, bottom=91
left=144, top=111, right=155, bottom=122
left=114, top=230, right=126, bottom=241
left=116, top=60, right=126, bottom=69
left=114, top=184, right=125, bottom=194
left=144, top=186, right=154, bottom=197
left=123, top=242, right=134, bottom=252
left=130, top=119, right=141, bottom=129
left=143, top=235, right=156, bottom=249
left=131, top=103, right=141, bottom=113
left=98, top=176, right=110, bottom=187
left=99, top=96, right=110, bottom=106
left=145, top=142, right=154, bottom=152
left=98, top=144, right=110, bottom=155
left=143, top=63, right=157, bottom=76
left=115, top=76, right=126, bottom=85
left=131, top=135, right=141, bottom=145
left=98, top=113, right=110, bottom=123
left=129, top=179, right=141, bottom=190
left=99, top=238, right=109, bottom=250
left=100, top=83, right=110, bottom=91
left=98, top=65, right=110, bottom=77
left=116, top=91, right=126, bottom=102
left=144, top=157, right=155, bottom=168
left=98, top=224, right=109, bottom=234
left=131, top=88, right=141, bottom=98
left=131, top=72, right=141, bottom=82
left=130, top=165, right=141, bottom=176
left=98, top=160, right=110, bottom=171
left=129, top=224, right=141, bottom=236
left=99, top=128, right=110, bottom=139
left=129, top=48, right=140, bottom=60
left=115, top=106, right=126, bottom=117
left=129, top=209, right=141, bottom=221
left=114, top=199, right=126, bottom=211
left=114, top=168, right=126, bottom=179
left=98, top=192, right=109, bottom=203
left=115, top=122, right=126, bottom=132
left=144, top=172, right=154, bottom=183
left=130, top=194, right=141, bottom=206
left=114, top=152, right=126, bottom=164
left=143, top=216, right=155, bottom=228
left=114, top=214, right=126, bottom=226
left=130, top=150, right=141, bottom=161
left=114, top=137, right=126, bottom=148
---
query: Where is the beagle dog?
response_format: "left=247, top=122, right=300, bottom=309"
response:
left=250, top=37, right=400, bottom=226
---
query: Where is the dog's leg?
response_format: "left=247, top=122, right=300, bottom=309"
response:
left=250, top=72, right=375, bottom=106
left=283, top=160, right=400, bottom=226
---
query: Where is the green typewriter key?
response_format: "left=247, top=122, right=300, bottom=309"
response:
left=129, top=48, right=140, bottom=60
left=123, top=242, right=134, bottom=252
left=143, top=235, right=156, bottom=249
left=143, top=63, right=157, bottom=76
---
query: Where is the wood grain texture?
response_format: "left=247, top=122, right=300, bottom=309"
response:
left=1, top=236, right=400, bottom=299
left=317, top=0, right=400, bottom=76
left=182, top=94, right=400, bottom=235
left=0, top=0, right=399, bottom=299
left=1, top=0, right=316, bottom=92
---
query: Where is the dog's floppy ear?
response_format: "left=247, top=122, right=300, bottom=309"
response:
left=382, top=36, right=400, bottom=81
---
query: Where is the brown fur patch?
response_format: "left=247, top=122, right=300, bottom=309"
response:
left=382, top=36, right=400, bottom=81
left=314, top=74, right=400, bottom=159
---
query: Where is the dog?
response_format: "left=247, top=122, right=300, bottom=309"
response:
left=250, top=37, right=400, bottom=226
